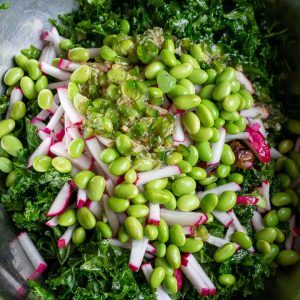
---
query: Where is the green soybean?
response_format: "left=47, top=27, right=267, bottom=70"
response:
left=77, top=207, right=96, bottom=230
left=181, top=53, right=200, bottom=69
left=284, top=158, right=299, bottom=179
left=87, top=176, right=105, bottom=202
left=178, top=79, right=195, bottom=94
left=145, top=61, right=166, bottom=79
left=115, top=134, right=132, bottom=155
left=190, top=127, right=213, bottom=142
left=200, top=193, right=218, bottom=213
left=177, top=194, right=200, bottom=212
left=287, top=119, right=300, bottom=135
left=37, top=89, right=53, bottom=110
left=74, top=170, right=95, bottom=189
left=173, top=95, right=201, bottom=110
left=70, top=65, right=92, bottom=84
left=144, top=225, right=158, bottom=240
left=107, top=197, right=130, bottom=213
left=52, top=157, right=72, bottom=173
left=231, top=80, right=241, bottom=93
left=277, top=250, right=299, bottom=266
left=163, top=39, right=175, bottom=52
left=35, top=75, right=48, bottom=93
left=59, top=39, right=74, bottom=51
left=278, top=139, right=294, bottom=154
left=68, top=138, right=84, bottom=159
left=109, top=157, right=131, bottom=175
left=163, top=190, right=177, bottom=210
left=144, top=189, right=172, bottom=204
left=179, top=238, right=203, bottom=253
left=220, top=110, right=240, bottom=122
left=218, top=274, right=236, bottom=286
left=239, top=90, right=254, bottom=109
left=169, top=224, right=186, bottom=247
left=4, top=67, right=24, bottom=86
left=213, top=81, right=231, bottom=101
left=163, top=276, right=178, bottom=294
left=100, top=148, right=119, bottom=164
left=167, top=84, right=189, bottom=99
left=0, top=157, right=13, bottom=173
left=150, top=267, right=166, bottom=288
left=214, top=118, right=225, bottom=129
left=166, top=152, right=183, bottom=165
left=263, top=244, right=280, bottom=264
left=32, top=155, right=52, bottom=172
left=196, top=104, right=214, bottom=127
left=263, top=210, right=279, bottom=227
left=132, top=193, right=147, bottom=204
left=95, top=221, right=113, bottom=238
left=254, top=228, right=277, bottom=243
left=195, top=141, right=212, bottom=162
left=118, top=225, right=129, bottom=243
left=5, top=170, right=17, bottom=187
left=231, top=232, right=252, bottom=249
left=187, top=68, right=208, bottom=85
left=127, top=204, right=149, bottom=218
left=170, top=63, right=193, bottom=80
left=27, top=59, right=42, bottom=80
left=1, top=135, right=23, bottom=157
left=216, top=164, right=231, bottom=178
left=157, top=219, right=169, bottom=243
left=214, top=243, right=236, bottom=263
left=274, top=228, right=285, bottom=244
left=115, top=183, right=139, bottom=199
left=57, top=209, right=77, bottom=227
left=72, top=227, right=86, bottom=245
left=161, top=49, right=178, bottom=67
left=256, top=240, right=271, bottom=254
left=157, top=70, right=176, bottom=93
left=153, top=241, right=167, bottom=257
left=221, top=144, right=235, bottom=165
left=166, top=244, right=181, bottom=269
left=223, top=94, right=240, bottom=112
left=133, top=158, right=154, bottom=172
left=171, top=176, right=196, bottom=196
left=277, top=207, right=292, bottom=222
left=11, top=101, right=26, bottom=120
left=20, top=76, right=37, bottom=100
left=271, top=192, right=291, bottom=207
left=145, top=178, right=169, bottom=190
left=15, top=54, right=29, bottom=70
left=199, top=84, right=215, bottom=99
left=182, top=112, right=201, bottom=135
left=178, top=160, right=192, bottom=174
left=285, top=188, right=299, bottom=207
left=124, top=216, right=143, bottom=240
left=69, top=47, right=90, bottom=62
left=216, top=191, right=236, bottom=211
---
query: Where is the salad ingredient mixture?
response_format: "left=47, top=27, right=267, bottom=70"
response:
left=0, top=1, right=300, bottom=300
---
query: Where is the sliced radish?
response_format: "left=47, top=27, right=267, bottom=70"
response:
left=45, top=105, right=64, bottom=133
left=270, top=148, right=282, bottom=159
left=211, top=211, right=233, bottom=227
left=39, top=44, right=49, bottom=62
left=240, top=106, right=269, bottom=119
left=206, top=234, right=230, bottom=248
left=30, top=118, right=46, bottom=130
left=57, top=224, right=77, bottom=248
left=149, top=104, right=168, bottom=116
left=135, top=165, right=181, bottom=186
left=77, top=189, right=87, bottom=208
left=85, top=200, right=102, bottom=220
left=64, top=114, right=72, bottom=148
left=47, top=99, right=59, bottom=115
left=47, top=182, right=73, bottom=217
left=228, top=209, right=245, bottom=232
left=103, top=194, right=119, bottom=236
left=168, top=103, right=185, bottom=115
left=48, top=80, right=70, bottom=90
left=105, top=178, right=115, bottom=196
left=197, top=182, right=241, bottom=200
left=182, top=226, right=195, bottom=236
left=225, top=132, right=250, bottom=142
left=141, top=263, right=171, bottom=300
left=57, top=87, right=82, bottom=125
left=129, top=238, right=149, bottom=272
left=208, top=127, right=226, bottom=165
left=40, top=62, right=71, bottom=81
left=96, top=135, right=114, bottom=147
left=0, top=266, right=26, bottom=296
left=108, top=239, right=131, bottom=250
left=224, top=224, right=235, bottom=241
left=286, top=215, right=296, bottom=250
left=27, top=136, right=53, bottom=168
left=86, top=48, right=100, bottom=58
left=235, top=71, right=254, bottom=94
left=251, top=210, right=265, bottom=231
left=173, top=114, right=185, bottom=143
left=236, top=195, right=259, bottom=205
left=51, top=27, right=64, bottom=54
left=262, top=180, right=271, bottom=211
left=85, top=137, right=118, bottom=183
left=160, top=208, right=207, bottom=226
left=17, top=232, right=47, bottom=273
left=44, top=43, right=57, bottom=64
left=35, top=109, right=50, bottom=121
left=45, top=215, right=58, bottom=227
left=247, top=118, right=267, bottom=138
left=66, top=126, right=81, bottom=139
left=294, top=136, right=300, bottom=152
left=117, top=213, right=127, bottom=224
left=148, top=203, right=160, bottom=225
left=6, top=87, right=23, bottom=119
left=57, top=58, right=80, bottom=72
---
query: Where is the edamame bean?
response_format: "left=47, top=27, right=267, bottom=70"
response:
left=166, top=152, right=183, bottom=165
left=182, top=112, right=201, bottom=135
left=274, top=228, right=285, bottom=244
left=69, top=47, right=90, bottom=62
left=177, top=194, right=200, bottom=212
left=189, top=44, right=205, bottom=62
left=190, top=127, right=213, bottom=142
left=284, top=158, right=299, bottom=179
left=120, top=19, right=130, bottom=33
left=178, top=79, right=195, bottom=94
left=184, top=145, right=199, bottom=167
left=70, top=65, right=92, bottom=84
left=187, top=68, right=208, bottom=85
left=72, top=227, right=86, bottom=245
left=52, top=157, right=72, bottom=173
left=167, top=85, right=189, bottom=99
left=163, top=190, right=177, bottom=210
left=205, top=183, right=218, bottom=190
left=178, top=160, right=192, bottom=174
left=181, top=53, right=200, bottom=69
left=263, top=244, right=279, bottom=264
left=228, top=173, right=243, bottom=184
left=169, top=224, right=186, bottom=247
left=171, top=176, right=196, bottom=196
left=67, top=138, right=84, bottom=159
left=35, top=75, right=48, bottom=94
left=277, top=207, right=292, bottom=222
left=32, top=155, right=52, bottom=172
left=239, top=90, right=254, bottom=109
left=95, top=221, right=113, bottom=238
left=153, top=241, right=167, bottom=257
left=155, top=258, right=173, bottom=277
left=150, top=267, right=166, bottom=288
left=145, top=61, right=166, bottom=79
left=57, top=209, right=77, bottom=227
left=271, top=192, right=291, bottom=207
left=123, top=169, right=136, bottom=184
left=38, top=89, right=53, bottom=110
left=196, top=104, right=214, bottom=127
left=149, top=87, right=163, bottom=100
left=157, top=219, right=169, bottom=243
left=223, top=94, right=240, bottom=112
left=278, top=139, right=294, bottom=154
left=179, top=238, right=203, bottom=253
left=231, top=80, right=241, bottom=93
left=231, top=232, right=252, bottom=249
left=4, top=67, right=24, bottom=86
left=145, top=178, right=169, bottom=190
left=278, top=173, right=291, bottom=189
left=115, top=183, right=139, bottom=199
left=256, top=240, right=271, bottom=254
left=109, top=157, right=131, bottom=175
left=5, top=170, right=17, bottom=188
left=234, top=115, right=247, bottom=132
left=163, top=39, right=175, bottom=52
left=11, top=101, right=26, bottom=120
left=285, top=188, right=299, bottom=207
left=200, top=193, right=218, bottom=213
left=277, top=250, right=299, bottom=266
left=173, top=95, right=201, bottom=110
left=287, top=119, right=300, bottom=135
left=213, top=81, right=231, bottom=101
left=132, top=193, right=147, bottom=204
left=133, top=158, right=154, bottom=172
left=215, top=191, right=236, bottom=211
left=166, top=244, right=181, bottom=269
left=199, top=175, right=218, bottom=186
left=195, top=141, right=212, bottom=162
left=27, top=59, right=42, bottom=80
left=205, top=68, right=218, bottom=84
left=170, top=63, right=193, bottom=80
left=221, top=144, right=235, bottom=165
left=127, top=204, right=149, bottom=218
left=216, top=67, right=236, bottom=83
left=157, top=70, right=176, bottom=93
left=115, top=134, right=132, bottom=155
left=86, top=175, right=105, bottom=202
left=254, top=227, right=277, bottom=243
left=214, top=243, right=236, bottom=262
left=218, top=274, right=236, bottom=286
left=263, top=210, right=279, bottom=227
left=214, top=117, right=225, bottom=129
left=144, top=225, right=158, bottom=240
left=108, top=197, right=130, bottom=212
left=20, top=76, right=37, bottom=100
left=68, top=82, right=79, bottom=100
left=74, top=170, right=95, bottom=189
left=188, top=167, right=207, bottom=181
left=59, top=39, right=74, bottom=51
left=161, top=49, right=177, bottom=67
left=0, top=157, right=13, bottom=173
left=196, top=225, right=209, bottom=240
left=163, top=276, right=178, bottom=294
left=144, top=189, right=173, bottom=204
left=100, top=148, right=119, bottom=164
left=225, top=122, right=241, bottom=134
left=216, top=164, right=231, bottom=178
left=118, top=225, right=129, bottom=243
left=200, top=84, right=215, bottom=99
left=220, top=110, right=240, bottom=122
left=15, top=54, right=29, bottom=70
left=77, top=207, right=96, bottom=230
left=124, top=216, right=143, bottom=240
left=1, top=135, right=23, bottom=157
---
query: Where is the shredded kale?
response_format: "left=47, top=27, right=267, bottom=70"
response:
left=0, top=2, right=10, bottom=10
left=0, top=95, right=9, bottom=115
left=21, top=45, right=41, bottom=60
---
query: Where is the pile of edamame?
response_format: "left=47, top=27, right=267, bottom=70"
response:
left=1, top=19, right=300, bottom=297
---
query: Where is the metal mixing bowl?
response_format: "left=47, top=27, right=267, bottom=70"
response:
left=0, top=0, right=299, bottom=299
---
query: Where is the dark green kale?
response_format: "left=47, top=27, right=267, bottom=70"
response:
left=0, top=95, right=9, bottom=114
left=21, top=45, right=41, bottom=60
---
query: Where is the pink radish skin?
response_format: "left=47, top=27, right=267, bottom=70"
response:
left=182, top=226, right=195, bottom=236
left=148, top=203, right=160, bottom=225
left=248, top=118, right=267, bottom=138
left=168, top=103, right=185, bottom=115
left=27, top=136, right=53, bottom=168
left=77, top=189, right=87, bottom=208
left=40, top=62, right=71, bottom=81
left=236, top=195, right=259, bottom=206
left=47, top=182, right=73, bottom=217
left=103, top=194, right=119, bottom=236
left=208, top=127, right=226, bottom=165
left=235, top=71, right=254, bottom=94
left=47, top=99, right=59, bottom=115
left=211, top=211, right=233, bottom=227
left=57, top=224, right=77, bottom=248
left=135, top=165, right=181, bottom=186
left=48, top=80, right=70, bottom=90
left=17, top=232, right=48, bottom=273
left=37, top=129, right=53, bottom=141
left=45, top=216, right=58, bottom=227
left=6, top=87, right=23, bottom=119
left=174, top=269, right=183, bottom=290
left=160, top=208, right=207, bottom=226
left=57, top=58, right=80, bottom=72
left=197, top=182, right=241, bottom=200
